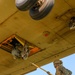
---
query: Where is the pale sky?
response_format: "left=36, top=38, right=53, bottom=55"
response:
left=26, top=53, right=75, bottom=75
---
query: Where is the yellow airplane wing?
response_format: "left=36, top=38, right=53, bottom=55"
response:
left=0, top=0, right=75, bottom=75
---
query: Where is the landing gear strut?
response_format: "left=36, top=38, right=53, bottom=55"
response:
left=15, top=0, right=54, bottom=20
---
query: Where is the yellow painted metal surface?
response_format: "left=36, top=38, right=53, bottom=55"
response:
left=0, top=0, right=75, bottom=75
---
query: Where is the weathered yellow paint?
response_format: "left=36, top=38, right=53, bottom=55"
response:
left=0, top=0, right=75, bottom=75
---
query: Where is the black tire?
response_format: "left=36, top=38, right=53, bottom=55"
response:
left=15, top=0, right=38, bottom=11
left=29, top=0, right=54, bottom=20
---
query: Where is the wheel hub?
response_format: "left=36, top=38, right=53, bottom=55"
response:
left=32, top=0, right=45, bottom=11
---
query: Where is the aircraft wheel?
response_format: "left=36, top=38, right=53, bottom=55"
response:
left=29, top=0, right=54, bottom=20
left=15, top=0, right=38, bottom=11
